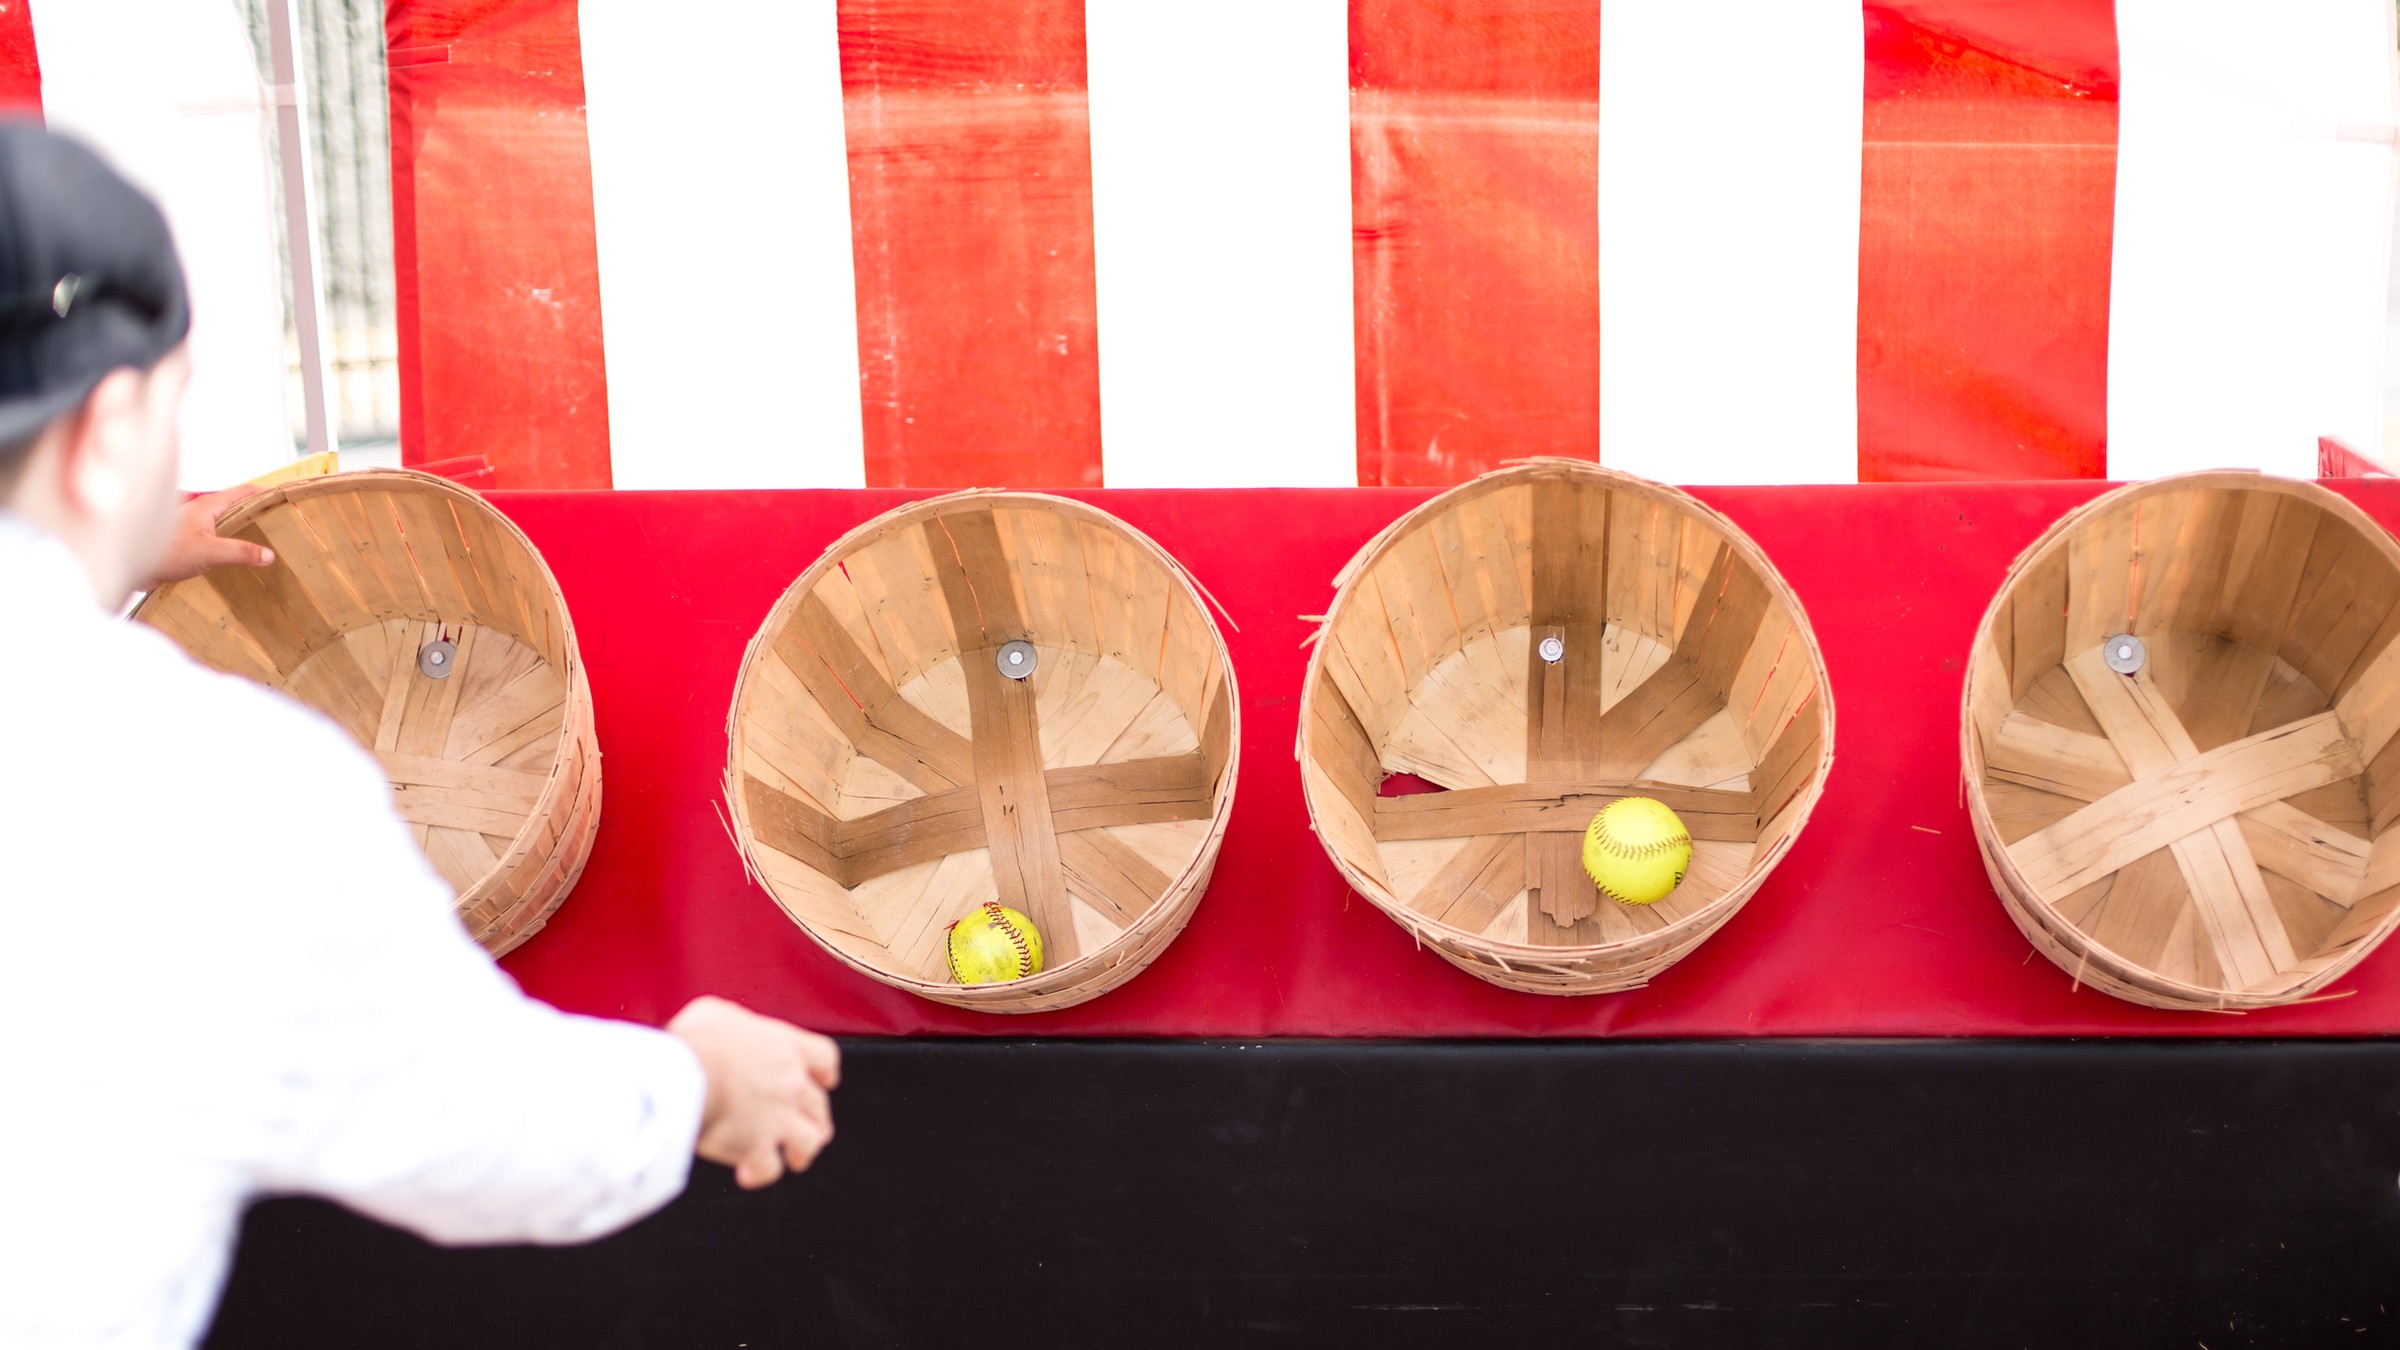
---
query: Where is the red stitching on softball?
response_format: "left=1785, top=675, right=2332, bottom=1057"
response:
left=1589, top=806, right=1691, bottom=863
left=945, top=902, right=1036, bottom=981
left=984, top=900, right=1034, bottom=978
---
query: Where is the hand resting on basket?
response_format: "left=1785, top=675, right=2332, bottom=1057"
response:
left=146, top=483, right=274, bottom=589
left=669, top=996, right=842, bottom=1189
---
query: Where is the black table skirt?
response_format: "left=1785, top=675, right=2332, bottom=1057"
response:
left=204, top=1039, right=2400, bottom=1349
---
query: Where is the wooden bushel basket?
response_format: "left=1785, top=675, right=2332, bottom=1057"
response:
left=1297, top=460, right=1834, bottom=995
left=1964, top=472, right=2400, bottom=1011
left=134, top=469, right=600, bottom=956
left=725, top=491, right=1239, bottom=1013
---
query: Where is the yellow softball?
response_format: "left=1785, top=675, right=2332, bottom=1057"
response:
left=945, top=902, right=1045, bottom=983
left=1581, top=797, right=1692, bottom=905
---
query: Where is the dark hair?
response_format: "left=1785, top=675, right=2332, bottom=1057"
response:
left=0, top=125, right=191, bottom=463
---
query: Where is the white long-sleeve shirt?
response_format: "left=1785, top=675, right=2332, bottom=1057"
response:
left=0, top=514, right=706, bottom=1349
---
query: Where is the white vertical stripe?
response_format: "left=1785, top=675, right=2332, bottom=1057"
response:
left=33, top=0, right=294, bottom=491
left=1085, top=0, right=1356, bottom=487
left=2109, top=0, right=2398, bottom=480
left=2386, top=160, right=2400, bottom=463
left=1598, top=0, right=1862, bottom=485
left=581, top=0, right=864, bottom=489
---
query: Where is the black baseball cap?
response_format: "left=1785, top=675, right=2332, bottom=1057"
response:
left=0, top=121, right=189, bottom=446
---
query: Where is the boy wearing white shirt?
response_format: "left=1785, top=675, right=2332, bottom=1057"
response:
left=0, top=124, right=839, bottom=1348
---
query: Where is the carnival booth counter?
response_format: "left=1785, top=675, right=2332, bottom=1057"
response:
left=201, top=476, right=2400, bottom=1349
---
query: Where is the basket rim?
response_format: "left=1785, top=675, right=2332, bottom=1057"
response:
left=133, top=466, right=591, bottom=936
left=722, top=487, right=1242, bottom=1007
left=1294, top=457, right=1838, bottom=963
left=1957, top=469, right=2400, bottom=1010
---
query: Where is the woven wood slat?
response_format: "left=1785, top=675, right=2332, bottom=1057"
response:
left=1055, top=829, right=1170, bottom=927
left=1370, top=782, right=1756, bottom=844
left=775, top=593, right=974, bottom=793
left=2004, top=712, right=2362, bottom=901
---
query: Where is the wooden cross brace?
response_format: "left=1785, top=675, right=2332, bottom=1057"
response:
left=739, top=510, right=1229, bottom=967
left=1995, top=645, right=2370, bottom=990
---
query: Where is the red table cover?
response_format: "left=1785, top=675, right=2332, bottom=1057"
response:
left=489, top=480, right=2400, bottom=1036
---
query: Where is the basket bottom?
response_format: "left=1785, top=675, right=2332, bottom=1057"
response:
left=1361, top=624, right=1770, bottom=947
left=739, top=644, right=1219, bottom=987
left=1982, top=633, right=2383, bottom=1004
left=285, top=617, right=571, bottom=897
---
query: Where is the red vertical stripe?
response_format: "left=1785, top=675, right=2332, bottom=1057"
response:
left=386, top=1, right=612, bottom=489
left=1351, top=2, right=1598, bottom=487
left=1856, top=2, right=2118, bottom=482
left=838, top=1, right=1102, bottom=489
left=0, top=1, right=39, bottom=117
left=2320, top=437, right=2389, bottom=479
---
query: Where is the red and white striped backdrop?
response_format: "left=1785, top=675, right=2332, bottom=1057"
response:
left=4, top=1, right=2396, bottom=490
